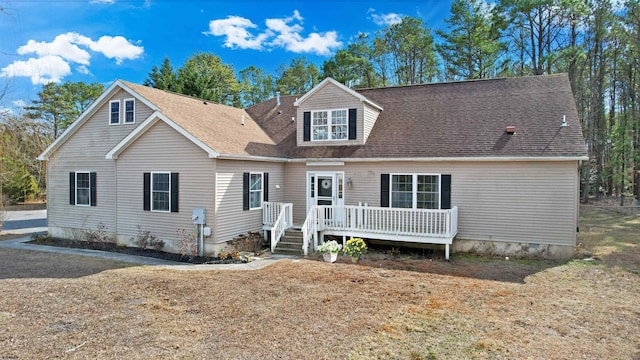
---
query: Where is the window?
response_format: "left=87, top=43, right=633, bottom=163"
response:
left=76, top=172, right=91, bottom=206
left=312, top=109, right=348, bottom=141
left=109, top=100, right=120, bottom=125
left=69, top=171, right=96, bottom=206
left=124, top=99, right=135, bottom=123
left=243, top=172, right=268, bottom=210
left=249, top=173, right=263, bottom=209
left=152, top=172, right=170, bottom=212
left=143, top=172, right=178, bottom=212
left=390, top=174, right=440, bottom=209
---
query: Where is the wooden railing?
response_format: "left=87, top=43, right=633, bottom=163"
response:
left=300, top=206, right=317, bottom=256
left=316, top=205, right=458, bottom=239
left=263, top=202, right=292, bottom=252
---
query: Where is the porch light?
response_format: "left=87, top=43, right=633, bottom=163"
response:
left=346, top=177, right=353, bottom=189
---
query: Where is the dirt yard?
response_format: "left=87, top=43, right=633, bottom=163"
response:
left=0, top=206, right=638, bottom=359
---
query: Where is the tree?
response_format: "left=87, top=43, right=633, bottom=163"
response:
left=144, top=57, right=180, bottom=92
left=437, top=0, right=508, bottom=80
left=322, top=48, right=376, bottom=88
left=379, top=16, right=439, bottom=85
left=239, top=66, right=276, bottom=107
left=25, top=81, right=104, bottom=138
left=0, top=114, right=49, bottom=203
left=176, top=52, right=241, bottom=106
left=275, top=57, right=321, bottom=95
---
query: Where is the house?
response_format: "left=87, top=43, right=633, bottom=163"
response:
left=38, top=74, right=587, bottom=260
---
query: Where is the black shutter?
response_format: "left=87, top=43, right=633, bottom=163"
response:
left=380, top=174, right=390, bottom=207
left=69, top=172, right=75, bottom=205
left=303, top=111, right=311, bottom=141
left=90, top=172, right=97, bottom=207
left=441, top=174, right=451, bottom=210
left=243, top=172, right=250, bottom=210
left=171, top=172, right=179, bottom=213
left=143, top=173, right=150, bottom=211
left=348, top=108, right=357, bottom=140
left=263, top=173, right=269, bottom=202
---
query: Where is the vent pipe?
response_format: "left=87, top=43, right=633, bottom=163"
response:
left=242, top=115, right=245, bottom=126
left=561, top=115, right=568, bottom=127
left=276, top=91, right=281, bottom=106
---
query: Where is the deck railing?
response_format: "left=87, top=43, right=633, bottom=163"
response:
left=300, top=206, right=317, bottom=256
left=263, top=202, right=292, bottom=252
left=316, top=205, right=458, bottom=238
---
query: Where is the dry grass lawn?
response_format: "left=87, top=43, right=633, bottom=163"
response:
left=1, top=206, right=639, bottom=359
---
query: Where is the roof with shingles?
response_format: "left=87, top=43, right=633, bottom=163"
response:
left=122, top=81, right=283, bottom=158
left=248, top=73, right=586, bottom=159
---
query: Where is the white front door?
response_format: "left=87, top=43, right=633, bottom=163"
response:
left=307, top=172, right=345, bottom=218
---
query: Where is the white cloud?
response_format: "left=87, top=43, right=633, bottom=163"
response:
left=205, top=10, right=342, bottom=56
left=18, top=33, right=91, bottom=65
left=1, top=55, right=71, bottom=84
left=75, top=35, right=144, bottom=64
left=76, top=65, right=91, bottom=75
left=12, top=100, right=26, bottom=108
left=368, top=9, right=403, bottom=26
left=2, top=32, right=143, bottom=84
left=205, top=16, right=272, bottom=50
left=90, top=0, right=115, bottom=3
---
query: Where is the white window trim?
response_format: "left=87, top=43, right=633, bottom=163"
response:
left=151, top=171, right=171, bottom=213
left=124, top=98, right=135, bottom=124
left=109, top=100, right=120, bottom=125
left=311, top=108, right=349, bottom=141
left=75, top=171, right=91, bottom=207
left=249, top=172, right=263, bottom=210
left=389, top=173, right=441, bottom=209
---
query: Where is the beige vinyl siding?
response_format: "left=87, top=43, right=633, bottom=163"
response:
left=284, top=160, right=579, bottom=247
left=215, top=160, right=285, bottom=244
left=297, top=82, right=364, bottom=146
left=362, top=103, right=380, bottom=143
left=47, top=89, right=153, bottom=233
left=115, top=120, right=216, bottom=251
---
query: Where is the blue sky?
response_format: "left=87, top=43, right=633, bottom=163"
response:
left=0, top=0, right=453, bottom=111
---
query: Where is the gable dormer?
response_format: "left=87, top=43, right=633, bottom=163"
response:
left=294, top=78, right=382, bottom=147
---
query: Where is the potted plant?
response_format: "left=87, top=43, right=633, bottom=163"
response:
left=318, top=240, right=342, bottom=263
left=343, top=237, right=367, bottom=262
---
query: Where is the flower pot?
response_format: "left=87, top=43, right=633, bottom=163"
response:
left=323, top=252, right=338, bottom=263
left=350, top=257, right=360, bottom=263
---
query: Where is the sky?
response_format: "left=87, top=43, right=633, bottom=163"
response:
left=0, top=0, right=454, bottom=112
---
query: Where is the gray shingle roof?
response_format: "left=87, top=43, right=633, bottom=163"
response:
left=249, top=73, right=587, bottom=159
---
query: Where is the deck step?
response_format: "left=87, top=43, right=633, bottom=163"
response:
left=273, top=228, right=304, bottom=255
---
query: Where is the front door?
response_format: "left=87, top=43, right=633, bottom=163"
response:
left=307, top=172, right=345, bottom=221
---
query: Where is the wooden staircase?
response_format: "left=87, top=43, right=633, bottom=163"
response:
left=272, top=228, right=304, bottom=255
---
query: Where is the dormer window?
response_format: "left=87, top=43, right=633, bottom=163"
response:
left=312, top=109, right=348, bottom=141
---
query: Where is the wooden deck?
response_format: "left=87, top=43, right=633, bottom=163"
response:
left=264, top=202, right=458, bottom=259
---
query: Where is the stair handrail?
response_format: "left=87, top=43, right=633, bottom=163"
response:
left=301, top=205, right=317, bottom=256
left=270, top=203, right=293, bottom=252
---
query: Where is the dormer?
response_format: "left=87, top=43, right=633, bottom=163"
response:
left=294, top=78, right=382, bottom=147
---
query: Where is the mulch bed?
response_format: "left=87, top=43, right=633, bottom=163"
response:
left=27, top=237, right=247, bottom=264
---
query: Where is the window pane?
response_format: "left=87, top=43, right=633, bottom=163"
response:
left=125, top=100, right=134, bottom=123
left=77, top=189, right=90, bottom=205
left=312, top=111, right=327, bottom=125
left=391, top=175, right=413, bottom=208
left=153, top=192, right=169, bottom=211
left=77, top=173, right=90, bottom=188
left=331, top=124, right=348, bottom=139
left=331, top=110, right=347, bottom=124
left=110, top=102, right=119, bottom=124
left=249, top=191, right=261, bottom=209
left=417, top=175, right=439, bottom=209
left=250, top=173, right=262, bottom=191
left=153, top=173, right=169, bottom=191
